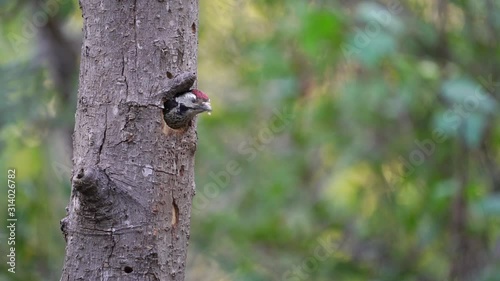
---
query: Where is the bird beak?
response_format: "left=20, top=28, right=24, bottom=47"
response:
left=200, top=101, right=212, bottom=113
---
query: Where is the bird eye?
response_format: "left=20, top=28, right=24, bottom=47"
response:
left=191, top=97, right=196, bottom=103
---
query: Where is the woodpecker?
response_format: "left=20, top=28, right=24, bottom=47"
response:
left=163, top=89, right=212, bottom=129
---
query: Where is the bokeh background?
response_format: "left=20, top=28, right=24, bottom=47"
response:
left=1, top=0, right=500, bottom=280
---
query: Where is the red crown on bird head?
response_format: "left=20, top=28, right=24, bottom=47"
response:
left=191, top=89, right=210, bottom=101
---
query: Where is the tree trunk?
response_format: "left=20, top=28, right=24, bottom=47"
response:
left=60, top=1, right=199, bottom=280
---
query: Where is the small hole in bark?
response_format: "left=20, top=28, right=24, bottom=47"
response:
left=191, top=22, right=196, bottom=33
left=124, top=266, right=133, bottom=273
left=76, top=169, right=84, bottom=179
left=179, top=165, right=185, bottom=176
left=166, top=71, right=173, bottom=79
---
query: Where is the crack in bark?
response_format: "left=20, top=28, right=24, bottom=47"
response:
left=112, top=139, right=129, bottom=148
left=133, top=0, right=138, bottom=74
left=105, top=227, right=118, bottom=270
left=65, top=225, right=146, bottom=236
left=168, top=183, right=179, bottom=276
left=97, top=107, right=108, bottom=166
left=128, top=163, right=176, bottom=175
left=121, top=53, right=129, bottom=101
left=121, top=53, right=125, bottom=77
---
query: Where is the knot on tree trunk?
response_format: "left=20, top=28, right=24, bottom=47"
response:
left=71, top=166, right=116, bottom=216
left=71, top=166, right=146, bottom=223
left=73, top=167, right=109, bottom=199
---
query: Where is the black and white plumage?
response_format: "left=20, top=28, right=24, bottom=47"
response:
left=163, top=89, right=212, bottom=129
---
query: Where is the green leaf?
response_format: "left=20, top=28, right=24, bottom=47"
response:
left=355, top=2, right=404, bottom=34
left=472, top=195, right=500, bottom=216
left=350, top=32, right=395, bottom=66
left=463, top=113, right=488, bottom=148
left=441, top=78, right=497, bottom=114
left=432, top=180, right=458, bottom=201
left=299, top=9, right=344, bottom=58
left=436, top=78, right=498, bottom=147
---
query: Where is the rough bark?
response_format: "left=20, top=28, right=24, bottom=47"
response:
left=60, top=1, right=198, bottom=280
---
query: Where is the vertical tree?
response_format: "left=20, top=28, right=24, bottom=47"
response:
left=60, top=1, right=199, bottom=280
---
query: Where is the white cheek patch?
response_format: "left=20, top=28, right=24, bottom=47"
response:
left=176, top=93, right=197, bottom=105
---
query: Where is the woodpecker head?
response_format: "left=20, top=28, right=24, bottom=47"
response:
left=163, top=89, right=212, bottom=129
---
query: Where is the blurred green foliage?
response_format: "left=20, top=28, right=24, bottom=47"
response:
left=1, top=0, right=500, bottom=280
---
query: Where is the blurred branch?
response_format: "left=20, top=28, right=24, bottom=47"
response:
left=479, top=141, right=500, bottom=192
left=486, top=0, right=498, bottom=45
left=33, top=0, right=78, bottom=105
left=449, top=141, right=487, bottom=281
